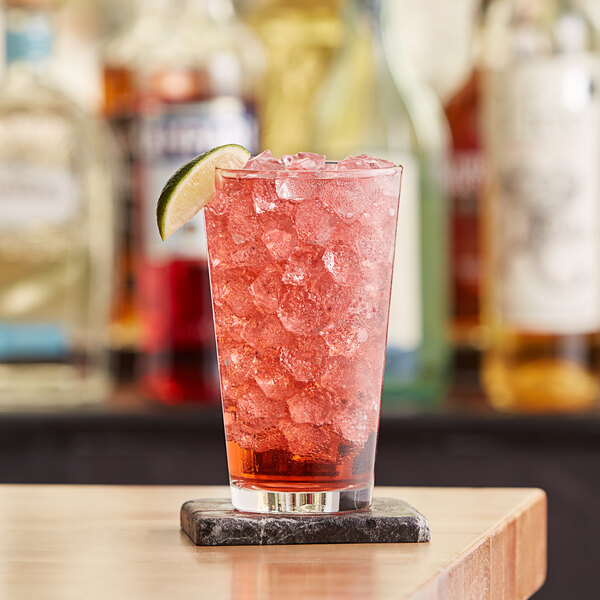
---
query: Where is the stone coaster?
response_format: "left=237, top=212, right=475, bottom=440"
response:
left=180, top=498, right=430, bottom=546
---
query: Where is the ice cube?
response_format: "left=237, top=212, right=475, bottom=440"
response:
left=294, top=199, right=337, bottom=245
left=251, top=352, right=297, bottom=399
left=227, top=207, right=259, bottom=245
left=282, top=247, right=324, bottom=286
left=348, top=218, right=389, bottom=268
left=211, top=268, right=256, bottom=317
left=261, top=227, right=297, bottom=261
left=333, top=405, right=375, bottom=445
left=287, top=383, right=337, bottom=426
left=322, top=242, right=361, bottom=286
left=205, top=213, right=236, bottom=268
left=242, top=314, right=290, bottom=350
left=252, top=179, right=285, bottom=214
left=275, top=175, right=319, bottom=203
left=346, top=287, right=389, bottom=336
left=217, top=340, right=256, bottom=387
left=229, top=421, right=288, bottom=453
left=320, top=355, right=371, bottom=394
left=235, top=381, right=287, bottom=423
left=209, top=185, right=234, bottom=216
left=280, top=418, right=340, bottom=461
left=320, top=319, right=363, bottom=357
left=245, top=149, right=282, bottom=170
left=277, top=288, right=330, bottom=335
left=336, top=154, right=396, bottom=170
left=332, top=388, right=380, bottom=446
left=250, top=267, right=284, bottom=313
left=229, top=241, right=271, bottom=269
left=279, top=335, right=328, bottom=382
left=307, top=272, right=353, bottom=319
left=281, top=152, right=326, bottom=170
left=321, top=178, right=374, bottom=221
left=213, top=310, right=247, bottom=342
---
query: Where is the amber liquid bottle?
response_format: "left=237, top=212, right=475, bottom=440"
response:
left=445, top=71, right=485, bottom=349
left=479, top=0, right=600, bottom=412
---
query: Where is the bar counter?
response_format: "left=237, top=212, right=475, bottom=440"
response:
left=0, top=485, right=546, bottom=599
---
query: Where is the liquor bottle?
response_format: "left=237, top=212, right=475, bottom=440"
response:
left=0, top=0, right=115, bottom=406
left=243, top=0, right=343, bottom=155
left=102, top=0, right=147, bottom=365
left=480, top=0, right=600, bottom=412
left=313, top=0, right=449, bottom=404
left=445, top=70, right=485, bottom=349
left=117, top=0, right=262, bottom=405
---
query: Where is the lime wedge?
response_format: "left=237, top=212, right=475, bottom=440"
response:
left=157, top=144, right=251, bottom=241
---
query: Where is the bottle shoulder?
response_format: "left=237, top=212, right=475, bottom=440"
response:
left=0, top=72, right=114, bottom=172
left=314, top=36, right=447, bottom=156
left=0, top=73, right=86, bottom=123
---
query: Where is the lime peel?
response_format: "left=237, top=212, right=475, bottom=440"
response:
left=157, top=143, right=251, bottom=241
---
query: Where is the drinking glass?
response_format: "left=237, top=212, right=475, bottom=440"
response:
left=205, top=163, right=402, bottom=513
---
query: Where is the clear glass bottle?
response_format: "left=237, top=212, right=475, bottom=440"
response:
left=0, top=0, right=115, bottom=406
left=313, top=0, right=449, bottom=405
left=108, top=0, right=263, bottom=405
left=243, top=0, right=343, bottom=155
left=480, top=0, right=600, bottom=412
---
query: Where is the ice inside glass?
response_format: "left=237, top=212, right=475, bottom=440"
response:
left=205, top=151, right=402, bottom=513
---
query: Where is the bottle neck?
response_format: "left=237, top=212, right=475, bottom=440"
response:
left=4, top=5, right=53, bottom=75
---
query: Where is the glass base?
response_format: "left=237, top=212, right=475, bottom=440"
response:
left=230, top=483, right=373, bottom=514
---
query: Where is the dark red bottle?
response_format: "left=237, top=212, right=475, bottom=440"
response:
left=444, top=70, right=485, bottom=348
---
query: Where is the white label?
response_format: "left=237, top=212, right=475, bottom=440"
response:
left=386, top=153, right=422, bottom=350
left=484, top=55, right=600, bottom=333
left=0, top=165, right=80, bottom=229
left=140, top=98, right=258, bottom=261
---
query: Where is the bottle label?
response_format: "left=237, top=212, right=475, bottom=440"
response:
left=386, top=152, right=423, bottom=350
left=0, top=165, right=80, bottom=229
left=140, top=98, right=258, bottom=261
left=447, top=150, right=484, bottom=316
left=6, top=14, right=52, bottom=65
left=447, top=150, right=485, bottom=217
left=0, top=323, right=68, bottom=360
left=484, top=55, right=600, bottom=333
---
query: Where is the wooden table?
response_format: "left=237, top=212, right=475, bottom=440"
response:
left=0, top=486, right=546, bottom=599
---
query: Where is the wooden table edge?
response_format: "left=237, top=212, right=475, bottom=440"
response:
left=409, top=487, right=547, bottom=600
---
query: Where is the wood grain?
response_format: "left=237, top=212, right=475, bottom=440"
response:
left=0, top=485, right=546, bottom=599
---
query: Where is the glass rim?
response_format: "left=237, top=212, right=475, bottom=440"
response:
left=216, top=163, right=403, bottom=179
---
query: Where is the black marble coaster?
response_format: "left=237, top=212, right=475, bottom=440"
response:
left=180, top=498, right=430, bottom=546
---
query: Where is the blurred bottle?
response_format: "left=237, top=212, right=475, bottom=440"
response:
left=102, top=0, right=142, bottom=366
left=104, top=0, right=262, bottom=405
left=385, top=0, right=480, bottom=104
left=480, top=0, right=600, bottom=412
left=314, top=0, right=449, bottom=405
left=444, top=17, right=486, bottom=350
left=0, top=0, right=115, bottom=406
left=243, top=0, right=343, bottom=155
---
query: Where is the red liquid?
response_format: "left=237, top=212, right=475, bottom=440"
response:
left=138, top=259, right=219, bottom=405
left=226, top=436, right=376, bottom=493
